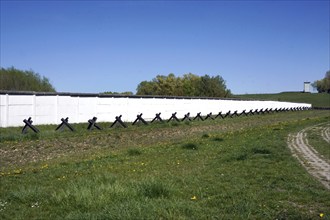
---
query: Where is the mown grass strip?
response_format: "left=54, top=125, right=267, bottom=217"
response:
left=305, top=123, right=330, bottom=161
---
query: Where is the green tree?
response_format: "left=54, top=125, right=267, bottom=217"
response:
left=312, top=71, right=330, bottom=93
left=136, top=73, right=231, bottom=97
left=0, top=67, right=56, bottom=92
left=136, top=81, right=156, bottom=95
left=198, top=75, right=230, bottom=97
left=181, top=73, right=201, bottom=96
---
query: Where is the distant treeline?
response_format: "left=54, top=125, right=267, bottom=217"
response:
left=136, top=73, right=231, bottom=98
left=0, top=67, right=56, bottom=92
left=312, top=71, right=330, bottom=93
left=0, top=67, right=231, bottom=98
left=2, top=66, right=329, bottom=96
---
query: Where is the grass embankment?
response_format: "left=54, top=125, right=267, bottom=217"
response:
left=1, top=110, right=330, bottom=219
left=235, top=92, right=330, bottom=108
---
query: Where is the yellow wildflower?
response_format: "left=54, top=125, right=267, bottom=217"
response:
left=191, top=196, right=197, bottom=200
left=14, top=169, right=22, bottom=174
left=320, top=213, right=324, bottom=218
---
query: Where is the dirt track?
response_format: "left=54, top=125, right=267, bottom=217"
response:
left=287, top=123, right=330, bottom=189
left=321, top=126, right=330, bottom=143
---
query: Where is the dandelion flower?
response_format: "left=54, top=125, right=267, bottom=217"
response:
left=320, top=213, right=324, bottom=218
left=191, top=196, right=197, bottom=200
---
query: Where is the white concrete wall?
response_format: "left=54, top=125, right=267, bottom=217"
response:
left=0, top=94, right=312, bottom=128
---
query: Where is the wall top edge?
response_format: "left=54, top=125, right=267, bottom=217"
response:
left=0, top=90, right=312, bottom=106
left=0, top=90, right=243, bottom=101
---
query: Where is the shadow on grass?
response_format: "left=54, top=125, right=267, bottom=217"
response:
left=127, top=148, right=142, bottom=156
left=182, top=143, right=198, bottom=150
left=212, top=137, right=224, bottom=142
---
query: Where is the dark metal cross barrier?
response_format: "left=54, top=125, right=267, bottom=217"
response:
left=292, top=107, right=303, bottom=111
left=132, top=113, right=148, bottom=125
left=16, top=103, right=311, bottom=134
left=110, top=115, right=127, bottom=128
left=275, top=108, right=281, bottom=112
left=22, top=117, right=39, bottom=134
left=151, top=113, right=163, bottom=123
left=248, top=109, right=255, bottom=115
left=56, top=117, right=75, bottom=131
left=255, top=109, right=263, bottom=114
left=193, top=112, right=204, bottom=121
left=230, top=110, right=239, bottom=118
left=215, top=112, right=225, bottom=119
left=239, top=110, right=248, bottom=116
left=181, top=112, right=191, bottom=122
left=204, top=112, right=214, bottom=120
left=167, top=112, right=180, bottom=122
left=87, top=117, right=102, bottom=130
left=224, top=111, right=231, bottom=118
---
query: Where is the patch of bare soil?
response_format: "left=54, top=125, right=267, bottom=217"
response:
left=287, top=123, right=330, bottom=189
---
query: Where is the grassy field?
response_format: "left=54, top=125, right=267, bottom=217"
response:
left=306, top=123, right=330, bottom=161
left=234, top=92, right=330, bottom=108
left=1, top=110, right=330, bottom=219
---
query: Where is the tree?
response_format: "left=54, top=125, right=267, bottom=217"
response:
left=0, top=67, right=56, bottom=92
left=312, top=71, right=330, bottom=93
left=181, top=73, right=201, bottom=96
left=136, top=81, right=156, bottom=95
left=198, top=75, right=229, bottom=97
left=136, top=73, right=231, bottom=98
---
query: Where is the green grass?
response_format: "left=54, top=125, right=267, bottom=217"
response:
left=235, top=92, right=330, bottom=108
left=1, top=110, right=330, bottom=219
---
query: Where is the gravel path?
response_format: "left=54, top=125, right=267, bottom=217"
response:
left=287, top=123, right=330, bottom=189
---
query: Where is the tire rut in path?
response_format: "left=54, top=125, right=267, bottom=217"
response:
left=321, top=126, right=330, bottom=143
left=287, top=123, right=330, bottom=189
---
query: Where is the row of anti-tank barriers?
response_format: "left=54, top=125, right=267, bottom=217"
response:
left=22, top=106, right=311, bottom=134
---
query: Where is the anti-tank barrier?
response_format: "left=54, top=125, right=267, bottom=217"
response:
left=20, top=107, right=311, bottom=134
left=0, top=91, right=312, bottom=128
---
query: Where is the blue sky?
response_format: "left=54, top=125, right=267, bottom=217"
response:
left=1, top=0, right=329, bottom=94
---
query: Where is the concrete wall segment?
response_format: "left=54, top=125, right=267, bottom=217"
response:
left=0, top=93, right=312, bottom=128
